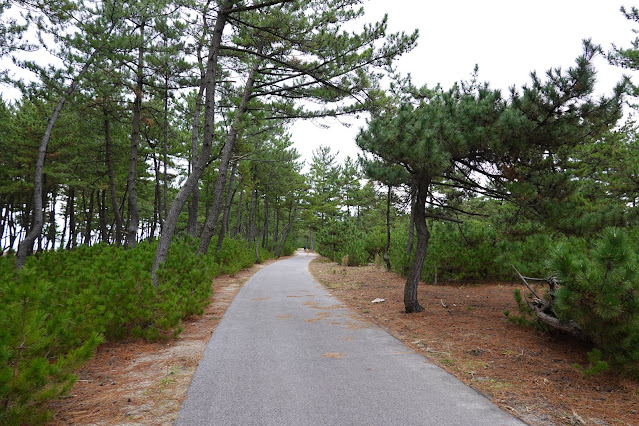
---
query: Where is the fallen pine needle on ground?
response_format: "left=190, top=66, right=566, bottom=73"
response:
left=308, top=256, right=639, bottom=426
left=47, top=257, right=287, bottom=425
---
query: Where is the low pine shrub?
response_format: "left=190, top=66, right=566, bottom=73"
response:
left=280, top=240, right=297, bottom=257
left=0, top=263, right=103, bottom=424
left=0, top=236, right=240, bottom=423
left=256, top=245, right=271, bottom=263
left=573, top=349, right=609, bottom=378
left=214, top=237, right=255, bottom=275
left=550, top=227, right=639, bottom=373
left=337, top=238, right=368, bottom=266
left=422, top=220, right=500, bottom=282
left=364, top=227, right=386, bottom=259
left=316, top=219, right=370, bottom=266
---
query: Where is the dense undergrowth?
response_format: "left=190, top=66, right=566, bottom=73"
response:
left=317, top=219, right=639, bottom=376
left=0, top=237, right=294, bottom=424
left=316, top=217, right=575, bottom=282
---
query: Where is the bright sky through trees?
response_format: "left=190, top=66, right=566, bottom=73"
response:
left=291, top=0, right=635, bottom=167
left=0, top=1, right=634, bottom=166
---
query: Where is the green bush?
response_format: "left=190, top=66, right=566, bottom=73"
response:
left=213, top=236, right=255, bottom=275
left=0, top=263, right=102, bottom=424
left=573, top=349, right=609, bottom=378
left=496, top=232, right=587, bottom=279
left=280, top=240, right=297, bottom=257
left=316, top=219, right=370, bottom=266
left=0, top=236, right=254, bottom=424
left=550, top=227, right=639, bottom=372
left=387, top=225, right=413, bottom=276
left=421, top=221, right=500, bottom=282
left=364, top=227, right=386, bottom=259
left=387, top=220, right=502, bottom=282
left=337, top=237, right=369, bottom=266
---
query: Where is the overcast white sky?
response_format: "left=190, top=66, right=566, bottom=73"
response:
left=291, top=0, right=636, bottom=168
left=1, top=1, right=635, bottom=170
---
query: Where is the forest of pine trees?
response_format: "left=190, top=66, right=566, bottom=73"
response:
left=3, top=0, right=639, bottom=423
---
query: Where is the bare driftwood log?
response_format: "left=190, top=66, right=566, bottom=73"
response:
left=511, top=265, right=591, bottom=342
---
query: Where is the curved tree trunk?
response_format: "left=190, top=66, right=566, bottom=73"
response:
left=275, top=203, right=296, bottom=258
left=151, top=8, right=229, bottom=287
left=187, top=80, right=205, bottom=238
left=404, top=177, right=431, bottom=313
left=406, top=188, right=416, bottom=256
left=104, top=114, right=124, bottom=247
left=15, top=55, right=96, bottom=268
left=197, top=59, right=260, bottom=255
left=126, top=25, right=145, bottom=249
left=216, top=161, right=237, bottom=250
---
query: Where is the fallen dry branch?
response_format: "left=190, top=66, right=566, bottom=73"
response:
left=511, top=264, right=590, bottom=342
left=528, top=298, right=590, bottom=342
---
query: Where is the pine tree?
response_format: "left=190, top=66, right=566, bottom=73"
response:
left=358, top=42, right=624, bottom=313
left=551, top=228, right=639, bottom=370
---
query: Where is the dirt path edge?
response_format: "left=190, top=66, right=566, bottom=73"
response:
left=48, top=256, right=287, bottom=425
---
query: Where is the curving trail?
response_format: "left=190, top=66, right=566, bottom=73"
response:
left=176, top=253, right=523, bottom=426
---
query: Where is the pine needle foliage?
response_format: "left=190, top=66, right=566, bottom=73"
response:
left=550, top=228, right=639, bottom=372
left=0, top=237, right=265, bottom=423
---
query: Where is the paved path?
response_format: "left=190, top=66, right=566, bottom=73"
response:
left=176, top=254, right=523, bottom=426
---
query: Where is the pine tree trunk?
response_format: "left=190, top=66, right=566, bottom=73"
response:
left=271, top=208, right=278, bottom=254
left=247, top=188, right=257, bottom=247
left=14, top=54, right=96, bottom=268
left=104, top=113, right=123, bottom=247
left=152, top=152, right=161, bottom=239
left=83, top=189, right=95, bottom=246
left=37, top=185, right=47, bottom=252
left=187, top=80, right=205, bottom=238
left=310, top=229, right=314, bottom=251
left=152, top=8, right=230, bottom=287
left=21, top=196, right=31, bottom=248
left=406, top=190, right=416, bottom=256
left=47, top=190, right=57, bottom=249
left=162, top=78, right=169, bottom=224
left=275, top=203, right=296, bottom=258
left=126, top=26, right=145, bottom=249
left=216, top=161, right=237, bottom=250
left=59, top=191, right=68, bottom=250
left=187, top=34, right=208, bottom=238
left=197, top=58, right=261, bottom=255
left=0, top=197, right=4, bottom=246
left=98, top=190, right=108, bottom=243
left=404, top=177, right=430, bottom=314
left=0, top=195, right=12, bottom=250
left=262, top=189, right=269, bottom=249
left=234, top=190, right=244, bottom=238
left=66, top=188, right=76, bottom=250
left=383, top=185, right=392, bottom=270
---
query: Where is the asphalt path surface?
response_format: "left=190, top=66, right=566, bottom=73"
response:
left=176, top=253, right=524, bottom=426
